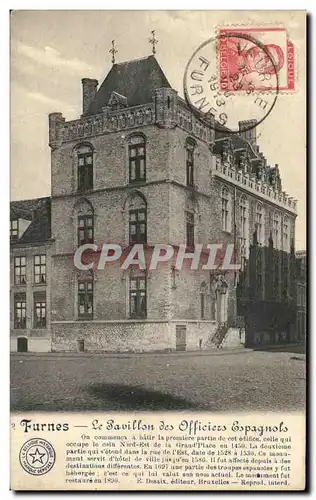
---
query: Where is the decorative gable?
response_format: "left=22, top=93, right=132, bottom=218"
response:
left=107, top=91, right=128, bottom=110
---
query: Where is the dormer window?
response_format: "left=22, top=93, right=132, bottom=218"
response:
left=108, top=91, right=127, bottom=110
left=10, top=220, right=18, bottom=238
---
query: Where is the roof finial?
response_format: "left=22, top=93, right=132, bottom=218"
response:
left=109, top=40, right=118, bottom=65
left=149, top=30, right=158, bottom=55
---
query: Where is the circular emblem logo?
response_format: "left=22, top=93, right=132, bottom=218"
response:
left=19, top=438, right=56, bottom=476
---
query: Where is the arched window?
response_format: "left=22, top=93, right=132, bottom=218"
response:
left=128, top=135, right=146, bottom=183
left=128, top=192, right=147, bottom=244
left=256, top=203, right=265, bottom=245
left=78, top=280, right=93, bottom=319
left=273, top=211, right=280, bottom=249
left=239, top=195, right=249, bottom=269
left=129, top=274, right=147, bottom=319
left=186, top=139, right=195, bottom=187
left=221, top=186, right=232, bottom=232
left=283, top=215, right=290, bottom=252
left=200, top=281, right=208, bottom=320
left=76, top=144, right=93, bottom=192
left=74, top=198, right=94, bottom=247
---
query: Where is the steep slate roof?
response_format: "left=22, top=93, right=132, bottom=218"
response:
left=86, top=55, right=171, bottom=115
left=10, top=197, right=51, bottom=244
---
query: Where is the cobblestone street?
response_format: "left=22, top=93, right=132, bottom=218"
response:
left=11, top=346, right=306, bottom=413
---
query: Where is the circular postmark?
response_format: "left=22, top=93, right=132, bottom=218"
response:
left=183, top=31, right=280, bottom=133
left=19, top=438, right=56, bottom=476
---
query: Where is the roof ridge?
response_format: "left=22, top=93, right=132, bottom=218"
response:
left=114, top=55, right=155, bottom=66
left=10, top=196, right=51, bottom=204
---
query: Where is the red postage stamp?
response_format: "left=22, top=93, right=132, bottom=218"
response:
left=218, top=27, right=295, bottom=92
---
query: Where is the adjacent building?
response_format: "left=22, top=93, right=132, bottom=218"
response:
left=10, top=53, right=300, bottom=352
left=296, top=250, right=307, bottom=343
left=10, top=197, right=52, bottom=352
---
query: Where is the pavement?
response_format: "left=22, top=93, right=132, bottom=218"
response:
left=11, top=343, right=306, bottom=413
left=10, top=342, right=305, bottom=359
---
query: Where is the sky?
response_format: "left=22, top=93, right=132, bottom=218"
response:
left=10, top=10, right=306, bottom=249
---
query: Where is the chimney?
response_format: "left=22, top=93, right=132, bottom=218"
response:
left=81, top=78, right=98, bottom=115
left=238, top=119, right=257, bottom=147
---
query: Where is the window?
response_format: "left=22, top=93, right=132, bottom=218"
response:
left=256, top=250, right=263, bottom=296
left=256, top=203, right=265, bottom=245
left=186, top=211, right=195, bottom=248
left=14, top=293, right=26, bottom=329
left=129, top=209, right=147, bottom=244
left=33, top=292, right=46, bottom=328
left=77, top=145, right=93, bottom=192
left=34, top=255, right=46, bottom=284
left=10, top=220, right=18, bottom=238
left=129, top=277, right=147, bottom=318
left=78, top=281, right=93, bottom=319
left=282, top=256, right=288, bottom=299
left=186, top=140, right=195, bottom=187
left=201, top=293, right=205, bottom=320
left=273, top=211, right=280, bottom=249
left=221, top=187, right=231, bottom=232
left=283, top=216, right=290, bottom=252
left=129, top=136, right=146, bottom=183
left=78, top=215, right=94, bottom=246
left=239, top=196, right=249, bottom=269
left=14, top=256, right=26, bottom=285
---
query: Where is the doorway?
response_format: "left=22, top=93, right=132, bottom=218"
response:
left=176, top=325, right=187, bottom=351
left=17, top=337, right=28, bottom=353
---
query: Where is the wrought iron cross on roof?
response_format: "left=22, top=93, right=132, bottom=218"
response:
left=149, top=30, right=158, bottom=55
left=109, top=40, right=118, bottom=65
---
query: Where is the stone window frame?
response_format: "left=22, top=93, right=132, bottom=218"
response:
left=282, top=215, right=290, bottom=252
left=77, top=279, right=94, bottom=320
left=221, top=185, right=232, bottom=233
left=123, top=190, right=147, bottom=246
left=73, top=142, right=95, bottom=194
left=239, top=194, right=249, bottom=267
left=255, top=202, right=265, bottom=246
left=34, top=254, right=46, bottom=284
left=14, top=292, right=26, bottom=329
left=127, top=133, right=147, bottom=185
left=33, top=291, right=47, bottom=328
left=14, top=256, right=26, bottom=285
left=128, top=274, right=147, bottom=319
left=185, top=138, right=196, bottom=188
left=77, top=214, right=94, bottom=247
left=72, top=197, right=95, bottom=251
left=185, top=211, right=195, bottom=248
left=273, top=210, right=281, bottom=250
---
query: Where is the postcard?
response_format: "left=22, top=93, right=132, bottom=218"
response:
left=10, top=10, right=306, bottom=490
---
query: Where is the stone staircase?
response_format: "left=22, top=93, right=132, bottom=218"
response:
left=206, top=323, right=244, bottom=349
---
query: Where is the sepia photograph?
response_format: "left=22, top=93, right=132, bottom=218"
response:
left=9, top=8, right=308, bottom=492
left=10, top=11, right=306, bottom=418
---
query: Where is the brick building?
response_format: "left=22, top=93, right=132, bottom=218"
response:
left=295, top=250, right=306, bottom=343
left=10, top=54, right=299, bottom=352
left=10, top=197, right=52, bottom=352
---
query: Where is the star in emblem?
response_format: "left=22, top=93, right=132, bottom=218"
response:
left=29, top=447, right=46, bottom=465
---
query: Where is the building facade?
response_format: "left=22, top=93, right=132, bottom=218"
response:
left=10, top=198, right=52, bottom=352
left=295, top=250, right=307, bottom=343
left=10, top=54, right=299, bottom=352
